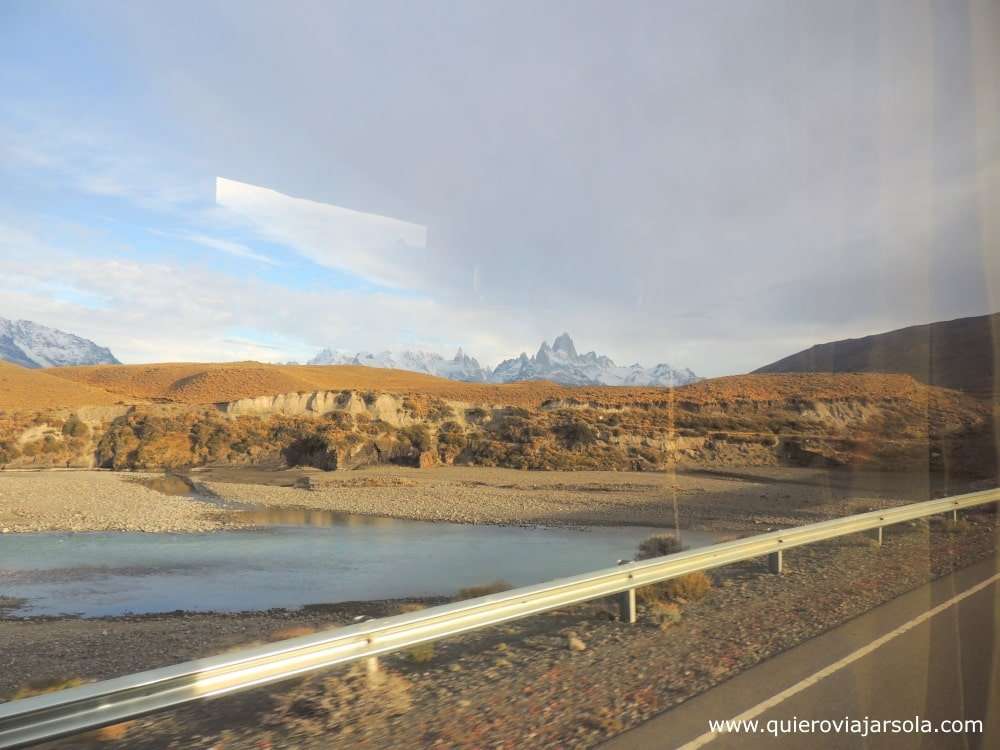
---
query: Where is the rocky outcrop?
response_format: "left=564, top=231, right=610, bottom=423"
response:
left=217, top=390, right=416, bottom=427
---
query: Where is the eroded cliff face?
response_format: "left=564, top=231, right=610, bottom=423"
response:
left=218, top=390, right=414, bottom=425
left=0, top=383, right=993, bottom=479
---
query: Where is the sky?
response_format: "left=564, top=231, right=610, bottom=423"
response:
left=1, top=0, right=998, bottom=377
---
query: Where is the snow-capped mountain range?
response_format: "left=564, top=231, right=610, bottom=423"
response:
left=309, top=347, right=490, bottom=382
left=309, top=333, right=698, bottom=387
left=491, top=333, right=698, bottom=386
left=0, top=318, right=121, bottom=369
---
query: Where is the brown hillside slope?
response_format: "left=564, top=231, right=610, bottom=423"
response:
left=52, top=361, right=675, bottom=407
left=49, top=362, right=977, bottom=413
left=5, top=366, right=991, bottom=476
left=754, top=312, right=1000, bottom=397
left=0, top=360, right=126, bottom=411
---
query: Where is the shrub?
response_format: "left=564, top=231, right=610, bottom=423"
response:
left=95, top=420, right=140, bottom=469
left=553, top=418, right=598, bottom=449
left=660, top=571, right=712, bottom=602
left=325, top=412, right=354, bottom=429
left=636, top=572, right=712, bottom=606
left=407, top=643, right=435, bottom=663
left=0, top=441, right=19, bottom=466
left=268, top=664, right=412, bottom=737
left=62, top=415, right=89, bottom=438
left=41, top=434, right=62, bottom=454
left=491, top=413, right=544, bottom=443
left=437, top=421, right=467, bottom=449
left=399, top=424, right=432, bottom=452
left=93, top=722, right=133, bottom=742
left=636, top=534, right=686, bottom=560
left=283, top=435, right=338, bottom=470
left=427, top=400, right=454, bottom=421
left=455, top=580, right=512, bottom=600
left=465, top=407, right=489, bottom=424
left=649, top=601, right=682, bottom=631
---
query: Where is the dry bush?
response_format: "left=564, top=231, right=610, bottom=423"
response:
left=649, top=601, right=682, bottom=631
left=268, top=664, right=412, bottom=738
left=62, top=415, right=89, bottom=438
left=637, top=572, right=712, bottom=607
left=407, top=643, right=435, bottom=663
left=396, top=602, right=427, bottom=614
left=93, top=722, right=134, bottom=742
left=661, top=571, right=712, bottom=602
left=636, top=534, right=686, bottom=560
left=455, top=580, right=513, bottom=600
left=635, top=583, right=669, bottom=607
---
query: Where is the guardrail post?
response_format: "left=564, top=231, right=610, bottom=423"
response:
left=871, top=527, right=883, bottom=546
left=951, top=509, right=959, bottom=522
left=768, top=550, right=783, bottom=574
left=619, top=588, right=637, bottom=624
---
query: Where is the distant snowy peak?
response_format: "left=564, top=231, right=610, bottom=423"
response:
left=310, top=333, right=698, bottom=387
left=0, top=318, right=121, bottom=369
left=491, top=333, right=699, bottom=387
left=308, top=347, right=490, bottom=382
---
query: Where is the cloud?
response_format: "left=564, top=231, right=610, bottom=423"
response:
left=0, top=105, right=204, bottom=213
left=183, top=233, right=279, bottom=266
left=3, top=2, right=999, bottom=376
left=0, top=222, right=528, bottom=366
left=216, top=177, right=426, bottom=287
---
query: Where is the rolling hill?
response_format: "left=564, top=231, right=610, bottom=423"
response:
left=0, top=360, right=125, bottom=411
left=754, top=313, right=1000, bottom=397
left=44, top=362, right=965, bottom=412
left=49, top=361, right=680, bottom=408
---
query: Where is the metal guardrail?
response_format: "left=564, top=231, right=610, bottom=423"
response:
left=1, top=487, right=998, bottom=748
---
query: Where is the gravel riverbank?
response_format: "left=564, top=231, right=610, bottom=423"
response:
left=1, top=465, right=981, bottom=534
left=197, top=464, right=957, bottom=530
left=0, top=471, right=239, bottom=533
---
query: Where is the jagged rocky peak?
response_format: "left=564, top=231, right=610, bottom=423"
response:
left=309, top=333, right=698, bottom=387
left=490, top=333, right=699, bottom=387
left=552, top=332, right=578, bottom=358
left=0, top=318, right=120, bottom=368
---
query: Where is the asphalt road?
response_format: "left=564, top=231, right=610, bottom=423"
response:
left=602, top=551, right=1000, bottom=749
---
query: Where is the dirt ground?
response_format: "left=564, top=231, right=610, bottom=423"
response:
left=194, top=463, right=986, bottom=530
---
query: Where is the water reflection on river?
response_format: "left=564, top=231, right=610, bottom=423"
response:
left=1, top=510, right=719, bottom=617
left=235, top=507, right=403, bottom=528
